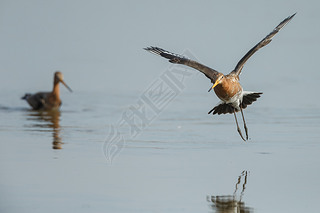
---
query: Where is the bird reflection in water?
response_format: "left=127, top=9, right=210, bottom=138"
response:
left=207, top=171, right=253, bottom=213
left=26, top=110, right=63, bottom=149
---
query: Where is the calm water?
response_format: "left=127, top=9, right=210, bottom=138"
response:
left=1, top=87, right=320, bottom=213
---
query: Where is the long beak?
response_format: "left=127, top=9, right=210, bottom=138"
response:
left=60, top=80, right=73, bottom=92
left=208, top=80, right=220, bottom=92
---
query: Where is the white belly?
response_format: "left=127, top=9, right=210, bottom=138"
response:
left=223, top=89, right=243, bottom=110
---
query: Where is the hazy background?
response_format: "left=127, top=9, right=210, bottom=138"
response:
left=0, top=0, right=319, bottom=108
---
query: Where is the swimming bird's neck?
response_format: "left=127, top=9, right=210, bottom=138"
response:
left=52, top=82, right=60, bottom=98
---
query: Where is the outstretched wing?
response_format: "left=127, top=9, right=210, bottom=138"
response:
left=144, top=46, right=221, bottom=83
left=231, top=13, right=296, bottom=76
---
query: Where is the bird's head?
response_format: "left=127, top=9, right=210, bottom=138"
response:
left=208, top=74, right=224, bottom=92
left=54, top=71, right=72, bottom=92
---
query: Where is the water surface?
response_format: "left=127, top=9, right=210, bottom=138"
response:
left=1, top=89, right=320, bottom=213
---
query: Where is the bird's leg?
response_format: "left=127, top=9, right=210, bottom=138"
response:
left=240, top=106, right=249, bottom=140
left=234, top=110, right=246, bottom=141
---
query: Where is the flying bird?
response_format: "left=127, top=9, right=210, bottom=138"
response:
left=22, top=71, right=72, bottom=110
left=144, top=13, right=296, bottom=141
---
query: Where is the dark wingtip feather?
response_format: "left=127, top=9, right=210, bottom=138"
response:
left=208, top=107, right=215, bottom=114
left=208, top=103, right=235, bottom=115
left=241, top=92, right=263, bottom=108
left=144, top=46, right=188, bottom=63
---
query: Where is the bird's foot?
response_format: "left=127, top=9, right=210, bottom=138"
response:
left=244, top=126, right=248, bottom=140
left=237, top=127, right=246, bottom=141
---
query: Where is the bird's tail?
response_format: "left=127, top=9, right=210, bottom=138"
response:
left=208, top=92, right=263, bottom=115
left=21, top=94, right=31, bottom=100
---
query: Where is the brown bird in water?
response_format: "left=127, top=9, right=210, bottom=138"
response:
left=22, top=71, right=72, bottom=110
left=145, top=13, right=295, bottom=141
